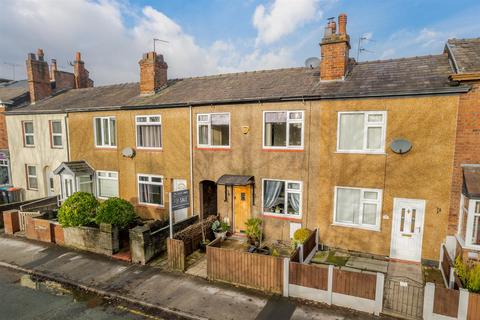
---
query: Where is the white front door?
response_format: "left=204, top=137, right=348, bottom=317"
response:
left=390, top=198, right=426, bottom=262
left=61, top=175, right=74, bottom=200
left=173, top=179, right=188, bottom=222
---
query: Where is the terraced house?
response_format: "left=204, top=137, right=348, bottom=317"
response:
left=6, top=14, right=480, bottom=265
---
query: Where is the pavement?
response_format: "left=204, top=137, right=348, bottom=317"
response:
left=0, top=233, right=385, bottom=320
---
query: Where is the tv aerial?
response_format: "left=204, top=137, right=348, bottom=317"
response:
left=356, top=34, right=375, bottom=62
left=304, top=57, right=320, bottom=69
left=153, top=38, right=169, bottom=53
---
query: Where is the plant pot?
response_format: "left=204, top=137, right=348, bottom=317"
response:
left=214, top=231, right=227, bottom=240
left=199, top=241, right=209, bottom=253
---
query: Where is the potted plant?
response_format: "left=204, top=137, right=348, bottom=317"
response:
left=212, top=220, right=229, bottom=240
left=245, top=218, right=263, bottom=247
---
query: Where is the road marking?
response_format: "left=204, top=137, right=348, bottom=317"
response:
left=116, top=305, right=164, bottom=319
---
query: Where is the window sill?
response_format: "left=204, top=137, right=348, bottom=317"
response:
left=196, top=147, right=231, bottom=151
left=456, top=234, right=480, bottom=251
left=137, top=147, right=163, bottom=152
left=335, top=150, right=386, bottom=155
left=51, top=146, right=64, bottom=149
left=262, top=148, right=304, bottom=152
left=95, top=147, right=117, bottom=150
left=23, top=145, right=35, bottom=148
left=137, top=203, right=165, bottom=209
left=262, top=213, right=302, bottom=222
left=332, top=222, right=380, bottom=232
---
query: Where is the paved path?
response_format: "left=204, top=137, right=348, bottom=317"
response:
left=0, top=234, right=384, bottom=320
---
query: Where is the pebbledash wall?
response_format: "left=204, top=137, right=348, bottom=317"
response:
left=192, top=94, right=458, bottom=262
left=67, top=107, right=191, bottom=220
left=6, top=113, right=68, bottom=200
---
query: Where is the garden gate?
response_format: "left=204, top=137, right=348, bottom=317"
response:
left=383, top=276, right=424, bottom=319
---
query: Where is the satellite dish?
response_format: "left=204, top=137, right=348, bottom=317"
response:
left=121, top=147, right=136, bottom=158
left=390, top=139, right=412, bottom=154
left=305, top=57, right=320, bottom=69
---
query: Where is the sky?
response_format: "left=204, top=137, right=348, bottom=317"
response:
left=0, top=0, right=479, bottom=85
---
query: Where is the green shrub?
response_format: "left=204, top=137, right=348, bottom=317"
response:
left=58, top=192, right=99, bottom=227
left=95, top=197, right=136, bottom=229
left=245, top=218, right=263, bottom=244
left=455, top=256, right=480, bottom=293
left=293, top=228, right=312, bottom=243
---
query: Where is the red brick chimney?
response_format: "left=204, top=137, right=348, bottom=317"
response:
left=320, top=13, right=351, bottom=81
left=139, top=52, right=168, bottom=95
left=74, top=52, right=92, bottom=89
left=26, top=49, right=52, bottom=103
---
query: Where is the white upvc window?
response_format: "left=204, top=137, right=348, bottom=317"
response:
left=0, top=159, right=10, bottom=185
left=22, top=121, right=34, bottom=147
left=136, top=115, right=162, bottom=149
left=263, top=111, right=304, bottom=150
left=197, top=113, right=230, bottom=148
left=94, top=116, right=116, bottom=148
left=333, top=186, right=382, bottom=231
left=458, top=195, right=480, bottom=248
left=262, top=179, right=302, bottom=218
left=78, top=175, right=93, bottom=193
left=26, top=165, right=38, bottom=190
left=50, top=120, right=63, bottom=148
left=337, top=111, right=386, bottom=154
left=137, top=174, right=164, bottom=206
left=96, top=171, right=119, bottom=199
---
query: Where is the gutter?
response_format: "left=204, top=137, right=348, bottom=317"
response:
left=3, top=86, right=472, bottom=115
left=449, top=73, right=480, bottom=81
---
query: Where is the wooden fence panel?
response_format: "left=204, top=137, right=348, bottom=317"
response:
left=289, top=262, right=328, bottom=290
left=433, top=286, right=459, bottom=318
left=468, top=292, right=480, bottom=320
left=332, top=269, right=376, bottom=300
left=167, top=238, right=185, bottom=271
left=207, top=246, right=283, bottom=294
left=303, top=229, right=317, bottom=260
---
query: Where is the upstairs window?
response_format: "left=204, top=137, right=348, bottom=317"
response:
left=334, top=187, right=382, bottom=230
left=94, top=117, right=116, bottom=148
left=263, top=179, right=302, bottom=218
left=197, top=113, right=230, bottom=147
left=263, top=111, right=303, bottom=149
left=136, top=115, right=162, bottom=149
left=26, top=165, right=38, bottom=190
left=50, top=120, right=63, bottom=148
left=97, top=171, right=119, bottom=198
left=138, top=174, right=164, bottom=206
left=22, top=121, right=34, bottom=147
left=337, top=111, right=386, bottom=153
left=0, top=159, right=9, bottom=185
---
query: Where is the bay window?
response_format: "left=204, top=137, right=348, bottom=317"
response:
left=334, top=186, right=382, bottom=230
left=138, top=174, right=164, bottom=206
left=263, top=111, right=303, bottom=149
left=197, top=113, right=230, bottom=147
left=337, top=111, right=386, bottom=153
left=94, top=116, right=116, bottom=147
left=263, top=179, right=302, bottom=218
left=97, top=171, right=119, bottom=198
left=136, top=115, right=162, bottom=149
left=458, top=195, right=480, bottom=247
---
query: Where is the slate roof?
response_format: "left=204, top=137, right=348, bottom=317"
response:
left=463, top=166, right=480, bottom=199
left=6, top=53, right=470, bottom=115
left=447, top=38, right=480, bottom=73
left=0, top=80, right=29, bottom=105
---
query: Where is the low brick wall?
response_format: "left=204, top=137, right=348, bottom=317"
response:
left=63, top=223, right=119, bottom=256
left=3, top=210, right=20, bottom=234
left=130, top=216, right=199, bottom=265
left=24, top=216, right=65, bottom=245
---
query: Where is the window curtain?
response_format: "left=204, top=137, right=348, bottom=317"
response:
left=140, top=183, right=150, bottom=203
left=263, top=180, right=283, bottom=208
left=339, top=114, right=364, bottom=150
left=288, top=193, right=300, bottom=214
left=99, top=179, right=118, bottom=198
left=138, top=125, right=161, bottom=147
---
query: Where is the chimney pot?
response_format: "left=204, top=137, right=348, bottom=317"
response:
left=75, top=52, right=81, bottom=61
left=37, top=48, right=44, bottom=61
left=338, top=13, right=347, bottom=35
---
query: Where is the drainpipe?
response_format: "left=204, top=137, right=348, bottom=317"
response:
left=64, top=114, right=70, bottom=161
left=189, top=105, right=194, bottom=216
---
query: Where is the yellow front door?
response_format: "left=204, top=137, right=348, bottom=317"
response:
left=233, top=185, right=251, bottom=233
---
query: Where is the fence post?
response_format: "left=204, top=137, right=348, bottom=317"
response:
left=458, top=288, right=469, bottom=320
left=299, top=244, right=304, bottom=263
left=423, top=282, right=435, bottom=320
left=374, top=272, right=385, bottom=316
left=327, top=264, right=333, bottom=305
left=283, top=258, right=289, bottom=297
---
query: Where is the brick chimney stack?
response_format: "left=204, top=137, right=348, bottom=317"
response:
left=139, top=52, right=168, bottom=95
left=320, top=13, right=351, bottom=81
left=26, top=48, right=52, bottom=103
left=74, top=52, right=91, bottom=89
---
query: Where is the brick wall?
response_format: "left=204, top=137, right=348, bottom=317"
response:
left=320, top=38, right=349, bottom=80
left=449, top=82, right=480, bottom=234
left=25, top=216, right=52, bottom=242
left=3, top=210, right=19, bottom=234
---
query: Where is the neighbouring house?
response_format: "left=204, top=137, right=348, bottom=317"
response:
left=7, top=15, right=480, bottom=265
left=5, top=49, right=93, bottom=200
left=443, top=38, right=480, bottom=262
